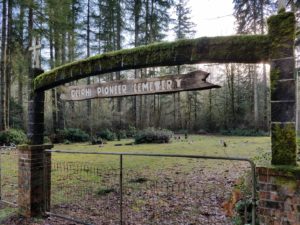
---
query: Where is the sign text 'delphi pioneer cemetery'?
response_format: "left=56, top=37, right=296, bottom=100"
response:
left=61, top=70, right=220, bottom=101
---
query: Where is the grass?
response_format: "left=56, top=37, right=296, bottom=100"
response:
left=0, top=135, right=271, bottom=222
left=52, top=135, right=271, bottom=168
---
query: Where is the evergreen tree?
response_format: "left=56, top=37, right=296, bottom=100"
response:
left=173, top=0, right=195, bottom=39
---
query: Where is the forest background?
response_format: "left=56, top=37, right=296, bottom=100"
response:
left=0, top=0, right=299, bottom=139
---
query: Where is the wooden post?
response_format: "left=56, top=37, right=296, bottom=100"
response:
left=268, top=11, right=297, bottom=165
left=28, top=68, right=45, bottom=145
left=18, top=68, right=53, bottom=217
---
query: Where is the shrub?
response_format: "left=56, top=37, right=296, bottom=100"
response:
left=43, top=136, right=52, bottom=144
left=90, top=136, right=103, bottom=145
left=51, top=128, right=90, bottom=143
left=64, top=128, right=90, bottom=142
left=96, top=129, right=116, bottom=141
left=134, top=128, right=173, bottom=144
left=0, top=129, right=27, bottom=145
left=126, top=126, right=137, bottom=138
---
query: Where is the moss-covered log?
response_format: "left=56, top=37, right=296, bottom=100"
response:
left=34, top=35, right=271, bottom=91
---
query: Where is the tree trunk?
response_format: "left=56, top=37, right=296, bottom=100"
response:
left=0, top=0, right=7, bottom=130
left=5, top=0, right=12, bottom=128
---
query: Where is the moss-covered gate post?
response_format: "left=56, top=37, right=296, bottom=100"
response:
left=268, top=10, right=297, bottom=166
left=257, top=10, right=300, bottom=225
left=18, top=68, right=53, bottom=217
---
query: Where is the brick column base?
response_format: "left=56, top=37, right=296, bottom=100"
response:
left=257, top=167, right=300, bottom=225
left=18, top=144, right=53, bottom=217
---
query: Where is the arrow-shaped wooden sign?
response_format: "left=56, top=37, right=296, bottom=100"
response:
left=60, top=70, right=220, bottom=101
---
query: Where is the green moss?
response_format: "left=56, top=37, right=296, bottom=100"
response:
left=270, top=68, right=280, bottom=92
left=274, top=176, right=297, bottom=190
left=33, top=35, right=270, bottom=91
left=271, top=123, right=297, bottom=166
left=268, top=11, right=295, bottom=59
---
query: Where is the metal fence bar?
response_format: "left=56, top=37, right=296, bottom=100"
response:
left=120, top=154, right=123, bottom=225
left=45, top=150, right=257, bottom=225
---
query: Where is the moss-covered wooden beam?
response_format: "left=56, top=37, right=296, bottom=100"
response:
left=34, top=35, right=271, bottom=91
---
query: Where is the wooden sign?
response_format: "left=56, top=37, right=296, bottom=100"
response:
left=60, top=70, right=220, bottom=101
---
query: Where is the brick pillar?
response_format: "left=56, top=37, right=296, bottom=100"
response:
left=257, top=167, right=300, bottom=225
left=18, top=144, right=53, bottom=217
left=268, top=11, right=297, bottom=165
left=18, top=68, right=53, bottom=217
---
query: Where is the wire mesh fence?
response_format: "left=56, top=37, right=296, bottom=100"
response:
left=46, top=151, right=256, bottom=225
left=0, top=146, right=18, bottom=206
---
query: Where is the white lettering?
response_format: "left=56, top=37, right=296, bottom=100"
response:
left=86, top=88, right=91, bottom=96
left=97, top=87, right=102, bottom=95
left=175, top=79, right=182, bottom=88
left=142, top=83, right=149, bottom=92
left=149, top=82, right=154, bottom=91
left=161, top=80, right=165, bottom=90
left=71, top=90, right=76, bottom=98
left=134, top=84, right=137, bottom=93
left=105, top=87, right=109, bottom=95
left=109, top=86, right=114, bottom=95
left=154, top=81, right=160, bottom=90
left=166, top=80, right=172, bottom=90
left=122, top=85, right=127, bottom=94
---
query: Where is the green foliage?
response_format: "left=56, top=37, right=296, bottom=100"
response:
left=118, top=130, right=127, bottom=139
left=96, top=129, right=116, bottom=141
left=253, top=152, right=271, bottom=165
left=126, top=126, right=137, bottom=138
left=9, top=98, right=24, bottom=129
left=220, top=129, right=268, bottom=137
left=64, top=140, right=71, bottom=145
left=90, top=136, right=103, bottom=145
left=134, top=128, right=173, bottom=144
left=51, top=128, right=90, bottom=143
left=0, top=129, right=27, bottom=145
left=43, top=136, right=52, bottom=144
left=232, top=175, right=253, bottom=225
left=271, top=123, right=297, bottom=165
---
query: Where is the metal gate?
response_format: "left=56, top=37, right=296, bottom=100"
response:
left=0, top=146, right=18, bottom=207
left=44, top=150, right=257, bottom=225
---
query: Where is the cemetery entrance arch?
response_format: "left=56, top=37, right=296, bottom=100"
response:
left=19, top=10, right=297, bottom=224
